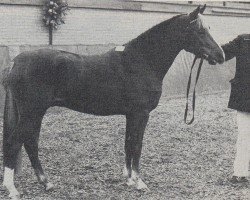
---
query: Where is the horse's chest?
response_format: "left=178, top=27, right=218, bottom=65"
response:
left=124, top=90, right=162, bottom=111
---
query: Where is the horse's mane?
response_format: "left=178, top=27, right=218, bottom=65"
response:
left=126, top=14, right=186, bottom=45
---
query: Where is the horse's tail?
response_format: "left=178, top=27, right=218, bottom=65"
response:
left=1, top=66, right=12, bottom=89
left=2, top=73, right=22, bottom=175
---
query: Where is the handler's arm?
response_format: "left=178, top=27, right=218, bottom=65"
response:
left=222, top=36, right=241, bottom=61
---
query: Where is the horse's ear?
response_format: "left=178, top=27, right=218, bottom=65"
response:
left=189, top=5, right=200, bottom=20
left=200, top=4, right=206, bottom=14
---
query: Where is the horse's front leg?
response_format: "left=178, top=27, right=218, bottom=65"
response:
left=124, top=110, right=149, bottom=190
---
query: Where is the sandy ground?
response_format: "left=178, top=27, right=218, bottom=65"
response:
left=0, top=91, right=249, bottom=200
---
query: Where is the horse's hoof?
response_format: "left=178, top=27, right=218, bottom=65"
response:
left=45, top=182, right=54, bottom=191
left=3, top=184, right=21, bottom=200
left=126, top=178, right=136, bottom=186
left=136, top=179, right=149, bottom=191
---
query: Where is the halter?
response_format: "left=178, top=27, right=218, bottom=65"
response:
left=189, top=14, right=209, bottom=29
left=183, top=17, right=203, bottom=47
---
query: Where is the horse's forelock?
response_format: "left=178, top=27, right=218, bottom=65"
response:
left=193, top=14, right=210, bottom=30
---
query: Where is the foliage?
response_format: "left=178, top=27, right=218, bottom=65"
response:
left=43, top=0, right=70, bottom=29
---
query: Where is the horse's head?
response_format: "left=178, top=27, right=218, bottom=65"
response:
left=182, top=5, right=225, bottom=65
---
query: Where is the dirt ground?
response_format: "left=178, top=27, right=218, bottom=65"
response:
left=0, top=91, right=249, bottom=200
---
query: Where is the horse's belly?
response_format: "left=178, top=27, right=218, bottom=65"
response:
left=66, top=86, right=128, bottom=115
left=64, top=83, right=162, bottom=115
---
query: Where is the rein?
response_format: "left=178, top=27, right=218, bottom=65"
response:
left=184, top=56, right=204, bottom=125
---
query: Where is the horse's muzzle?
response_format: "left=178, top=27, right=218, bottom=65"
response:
left=203, top=52, right=224, bottom=65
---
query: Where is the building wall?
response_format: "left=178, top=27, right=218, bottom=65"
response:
left=0, top=1, right=250, bottom=45
left=0, top=4, right=46, bottom=45
left=54, top=9, right=250, bottom=45
left=0, top=1, right=249, bottom=114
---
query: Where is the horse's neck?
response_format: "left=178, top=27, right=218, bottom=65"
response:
left=128, top=27, right=183, bottom=80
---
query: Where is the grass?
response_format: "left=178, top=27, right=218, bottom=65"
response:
left=0, top=91, right=249, bottom=200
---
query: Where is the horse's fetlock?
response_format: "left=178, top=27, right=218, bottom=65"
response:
left=45, top=182, right=54, bottom=191
left=38, top=174, right=47, bottom=183
left=131, top=170, right=139, bottom=180
left=126, top=178, right=136, bottom=186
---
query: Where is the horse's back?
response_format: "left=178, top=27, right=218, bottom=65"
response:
left=2, top=48, right=127, bottom=113
left=9, top=48, right=122, bottom=84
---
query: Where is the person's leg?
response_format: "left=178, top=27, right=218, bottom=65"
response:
left=232, top=111, right=250, bottom=179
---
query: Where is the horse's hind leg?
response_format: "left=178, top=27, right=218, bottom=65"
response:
left=124, top=110, right=149, bottom=190
left=22, top=112, right=54, bottom=191
left=3, top=140, right=23, bottom=200
left=3, top=88, right=23, bottom=199
left=3, top=125, right=25, bottom=200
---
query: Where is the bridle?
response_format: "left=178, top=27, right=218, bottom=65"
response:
left=184, top=56, right=204, bottom=125
left=182, top=18, right=203, bottom=54
left=183, top=17, right=205, bottom=125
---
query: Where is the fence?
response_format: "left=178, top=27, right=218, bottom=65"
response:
left=1, top=1, right=250, bottom=46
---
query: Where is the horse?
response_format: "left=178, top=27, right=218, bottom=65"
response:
left=1, top=5, right=224, bottom=199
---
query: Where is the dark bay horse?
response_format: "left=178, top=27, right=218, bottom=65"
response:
left=2, top=5, right=224, bottom=199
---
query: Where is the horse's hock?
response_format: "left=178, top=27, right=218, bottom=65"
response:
left=0, top=45, right=235, bottom=116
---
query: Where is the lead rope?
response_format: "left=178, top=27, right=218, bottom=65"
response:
left=184, top=56, right=204, bottom=125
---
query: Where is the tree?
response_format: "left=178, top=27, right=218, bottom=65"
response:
left=43, top=0, right=70, bottom=45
